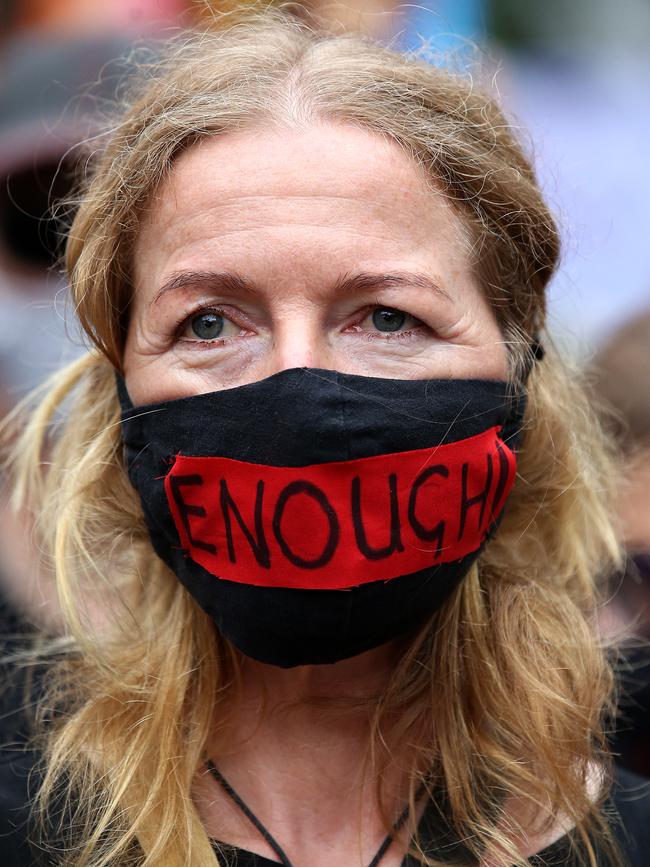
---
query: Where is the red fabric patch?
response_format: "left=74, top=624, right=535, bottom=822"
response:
left=164, top=426, right=516, bottom=590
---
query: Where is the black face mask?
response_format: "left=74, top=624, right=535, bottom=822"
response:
left=118, top=368, right=527, bottom=668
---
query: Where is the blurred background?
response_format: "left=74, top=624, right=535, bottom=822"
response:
left=1, top=0, right=649, bottom=390
left=0, top=0, right=649, bottom=770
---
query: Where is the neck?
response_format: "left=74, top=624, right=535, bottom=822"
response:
left=196, top=638, right=416, bottom=864
left=241, top=635, right=407, bottom=705
left=207, top=636, right=413, bottom=806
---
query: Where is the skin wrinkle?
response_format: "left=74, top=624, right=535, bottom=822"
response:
left=125, top=122, right=506, bottom=404
left=151, top=270, right=454, bottom=309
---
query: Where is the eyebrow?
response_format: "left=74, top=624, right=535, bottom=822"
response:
left=152, top=269, right=453, bottom=306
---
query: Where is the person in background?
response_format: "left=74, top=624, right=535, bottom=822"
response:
left=0, top=0, right=197, bottom=627
left=0, top=5, right=190, bottom=860
left=591, top=309, right=650, bottom=777
left=0, top=32, right=137, bottom=625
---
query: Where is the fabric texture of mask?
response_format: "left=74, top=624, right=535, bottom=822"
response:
left=118, top=368, right=527, bottom=667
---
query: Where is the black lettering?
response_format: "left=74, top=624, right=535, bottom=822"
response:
left=273, top=480, right=339, bottom=569
left=220, top=479, right=270, bottom=568
left=458, top=452, right=493, bottom=541
left=169, top=474, right=216, bottom=554
left=351, top=473, right=404, bottom=560
left=488, top=441, right=510, bottom=525
left=407, top=465, right=448, bottom=558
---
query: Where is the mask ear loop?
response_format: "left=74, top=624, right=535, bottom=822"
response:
left=115, top=373, right=134, bottom=411
left=503, top=334, right=543, bottom=430
left=520, top=334, right=545, bottom=383
left=530, top=337, right=545, bottom=362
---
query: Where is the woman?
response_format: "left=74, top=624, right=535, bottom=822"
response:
left=4, top=10, right=648, bottom=867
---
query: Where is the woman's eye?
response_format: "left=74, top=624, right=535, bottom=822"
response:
left=357, top=306, right=422, bottom=335
left=371, top=308, right=407, bottom=332
left=180, top=309, right=245, bottom=342
left=190, top=312, right=224, bottom=340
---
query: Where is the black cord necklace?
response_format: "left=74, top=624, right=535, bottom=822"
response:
left=205, top=759, right=414, bottom=867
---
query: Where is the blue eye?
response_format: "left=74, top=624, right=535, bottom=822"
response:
left=191, top=312, right=224, bottom=340
left=371, top=308, right=406, bottom=332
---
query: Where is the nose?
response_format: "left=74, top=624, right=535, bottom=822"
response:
left=264, top=316, right=333, bottom=375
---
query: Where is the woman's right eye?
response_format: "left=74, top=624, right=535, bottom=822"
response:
left=190, top=311, right=224, bottom=339
left=179, top=309, right=247, bottom=343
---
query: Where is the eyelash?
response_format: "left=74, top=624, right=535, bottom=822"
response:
left=174, top=304, right=427, bottom=347
left=360, top=327, right=421, bottom=342
left=349, top=305, right=426, bottom=342
left=175, top=305, right=249, bottom=348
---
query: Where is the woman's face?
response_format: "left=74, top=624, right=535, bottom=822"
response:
left=124, top=122, right=507, bottom=404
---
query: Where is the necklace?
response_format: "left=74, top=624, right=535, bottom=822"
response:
left=205, top=759, right=414, bottom=867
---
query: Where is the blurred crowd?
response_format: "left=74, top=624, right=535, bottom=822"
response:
left=0, top=0, right=649, bottom=774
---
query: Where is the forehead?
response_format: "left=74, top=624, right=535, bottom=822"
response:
left=134, top=121, right=471, bottom=287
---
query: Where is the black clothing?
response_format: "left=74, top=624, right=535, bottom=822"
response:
left=2, top=593, right=650, bottom=865
left=0, top=591, right=42, bottom=867
left=209, top=767, right=650, bottom=866
left=614, top=645, right=650, bottom=778
left=609, top=552, right=650, bottom=778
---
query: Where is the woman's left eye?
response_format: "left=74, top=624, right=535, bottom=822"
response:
left=180, top=309, right=245, bottom=342
left=356, top=306, right=423, bottom=336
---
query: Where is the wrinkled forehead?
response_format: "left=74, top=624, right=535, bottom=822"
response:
left=132, top=121, right=474, bottom=298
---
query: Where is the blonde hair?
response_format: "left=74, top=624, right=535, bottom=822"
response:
left=5, top=10, right=622, bottom=867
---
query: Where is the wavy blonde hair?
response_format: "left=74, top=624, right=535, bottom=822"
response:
left=5, top=9, right=623, bottom=867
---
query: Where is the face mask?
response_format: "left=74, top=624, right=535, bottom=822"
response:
left=118, top=368, right=527, bottom=668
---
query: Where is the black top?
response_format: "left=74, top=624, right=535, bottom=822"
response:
left=2, top=591, right=650, bottom=866
left=2, top=767, right=650, bottom=866
left=209, top=767, right=650, bottom=867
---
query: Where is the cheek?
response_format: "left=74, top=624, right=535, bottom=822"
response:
left=476, top=342, right=509, bottom=380
left=122, top=318, right=175, bottom=405
left=122, top=313, right=259, bottom=405
left=475, top=319, right=508, bottom=380
left=123, top=352, right=217, bottom=405
left=462, top=293, right=508, bottom=379
left=122, top=341, right=155, bottom=407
